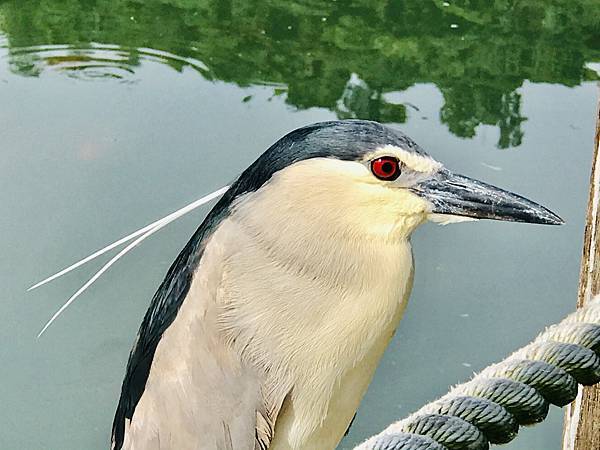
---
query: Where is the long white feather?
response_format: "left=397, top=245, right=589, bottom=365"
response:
left=29, top=186, right=230, bottom=291
left=36, top=185, right=230, bottom=337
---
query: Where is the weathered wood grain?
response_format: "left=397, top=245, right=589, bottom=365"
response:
left=562, top=96, right=600, bottom=450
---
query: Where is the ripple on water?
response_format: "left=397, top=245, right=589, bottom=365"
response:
left=1, top=42, right=212, bottom=82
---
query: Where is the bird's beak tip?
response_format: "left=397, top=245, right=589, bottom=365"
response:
left=497, top=201, right=564, bottom=226
left=538, top=210, right=564, bottom=226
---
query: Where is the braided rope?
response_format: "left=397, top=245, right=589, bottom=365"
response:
left=355, top=297, right=600, bottom=450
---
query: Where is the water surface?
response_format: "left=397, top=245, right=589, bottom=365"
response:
left=1, top=1, right=599, bottom=449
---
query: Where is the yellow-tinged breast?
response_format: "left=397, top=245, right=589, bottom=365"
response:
left=216, top=157, right=420, bottom=449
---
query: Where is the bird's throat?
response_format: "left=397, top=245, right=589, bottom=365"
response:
left=218, top=207, right=415, bottom=448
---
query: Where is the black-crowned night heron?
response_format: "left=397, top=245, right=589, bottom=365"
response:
left=110, top=120, right=562, bottom=450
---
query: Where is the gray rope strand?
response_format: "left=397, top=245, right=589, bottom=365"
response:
left=354, top=297, right=600, bottom=450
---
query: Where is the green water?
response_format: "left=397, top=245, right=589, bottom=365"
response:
left=1, top=1, right=599, bottom=449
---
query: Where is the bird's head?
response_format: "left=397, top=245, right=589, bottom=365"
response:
left=228, top=120, right=562, bottom=243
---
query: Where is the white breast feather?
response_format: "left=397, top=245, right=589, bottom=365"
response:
left=217, top=159, right=421, bottom=448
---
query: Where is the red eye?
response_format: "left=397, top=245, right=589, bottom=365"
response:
left=371, top=157, right=401, bottom=180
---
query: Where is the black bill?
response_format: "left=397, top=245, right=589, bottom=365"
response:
left=410, top=169, right=563, bottom=225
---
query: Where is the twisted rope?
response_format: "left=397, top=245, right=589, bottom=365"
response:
left=355, top=297, right=600, bottom=450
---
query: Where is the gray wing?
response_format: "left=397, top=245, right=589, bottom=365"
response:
left=111, top=200, right=285, bottom=450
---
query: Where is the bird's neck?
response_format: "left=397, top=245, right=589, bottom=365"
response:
left=217, top=181, right=416, bottom=448
left=228, top=165, right=422, bottom=289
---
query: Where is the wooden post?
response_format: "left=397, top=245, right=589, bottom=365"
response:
left=562, top=97, right=600, bottom=449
